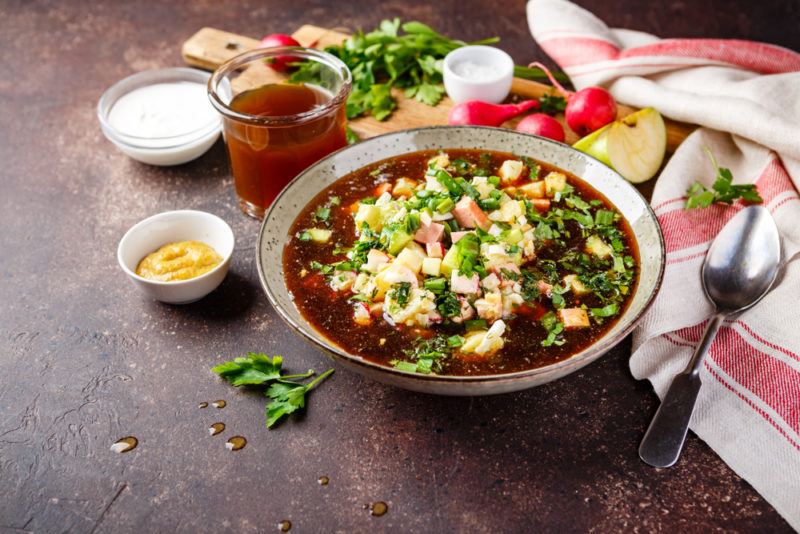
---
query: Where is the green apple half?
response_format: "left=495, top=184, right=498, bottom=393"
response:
left=573, top=107, right=667, bottom=183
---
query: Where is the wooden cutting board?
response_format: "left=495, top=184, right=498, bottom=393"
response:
left=182, top=25, right=694, bottom=152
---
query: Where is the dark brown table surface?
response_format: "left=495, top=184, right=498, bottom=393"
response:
left=2, top=1, right=798, bottom=532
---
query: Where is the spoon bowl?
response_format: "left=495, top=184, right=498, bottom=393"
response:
left=702, top=206, right=782, bottom=312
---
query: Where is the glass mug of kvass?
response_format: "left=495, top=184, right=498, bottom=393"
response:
left=209, top=47, right=352, bottom=219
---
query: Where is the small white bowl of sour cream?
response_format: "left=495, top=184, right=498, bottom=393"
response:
left=98, top=68, right=221, bottom=166
left=117, top=210, right=235, bottom=304
left=443, top=46, right=515, bottom=104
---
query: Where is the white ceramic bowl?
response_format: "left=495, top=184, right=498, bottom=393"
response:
left=97, top=68, right=221, bottom=166
left=257, top=127, right=665, bottom=396
left=443, top=46, right=515, bottom=104
left=117, top=210, right=234, bottom=304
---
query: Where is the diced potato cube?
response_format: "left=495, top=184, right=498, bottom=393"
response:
left=396, top=248, right=423, bottom=274
left=498, top=160, right=524, bottom=183
left=421, top=257, right=442, bottom=277
left=563, top=274, right=591, bottom=295
left=544, top=172, right=567, bottom=195
left=354, top=203, right=382, bottom=231
left=558, top=308, right=590, bottom=329
left=471, top=176, right=494, bottom=199
left=404, top=241, right=427, bottom=262
left=460, top=330, right=486, bottom=353
left=586, top=235, right=613, bottom=258
left=364, top=249, right=390, bottom=273
left=498, top=200, right=524, bottom=222
left=428, top=152, right=450, bottom=170
left=392, top=177, right=418, bottom=198
left=518, top=181, right=546, bottom=199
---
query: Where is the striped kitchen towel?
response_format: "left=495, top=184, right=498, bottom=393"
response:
left=527, top=0, right=800, bottom=528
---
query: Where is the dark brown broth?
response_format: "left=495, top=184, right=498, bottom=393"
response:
left=283, top=149, right=638, bottom=376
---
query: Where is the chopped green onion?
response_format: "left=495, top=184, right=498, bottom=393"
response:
left=424, top=277, right=447, bottom=292
left=594, top=209, right=615, bottom=226
left=436, top=198, right=455, bottom=213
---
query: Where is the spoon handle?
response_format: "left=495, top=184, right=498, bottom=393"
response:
left=639, top=313, right=725, bottom=468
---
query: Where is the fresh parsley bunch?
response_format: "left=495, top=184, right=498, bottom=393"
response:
left=292, top=18, right=499, bottom=121
left=685, top=148, right=763, bottom=209
left=212, top=353, right=333, bottom=428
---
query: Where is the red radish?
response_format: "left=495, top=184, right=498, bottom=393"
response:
left=529, top=62, right=617, bottom=136
left=448, top=99, right=540, bottom=127
left=515, top=113, right=565, bottom=142
left=260, top=33, right=302, bottom=72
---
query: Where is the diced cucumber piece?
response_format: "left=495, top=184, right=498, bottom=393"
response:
left=387, top=229, right=413, bottom=255
left=306, top=228, right=332, bottom=243
left=441, top=245, right=460, bottom=277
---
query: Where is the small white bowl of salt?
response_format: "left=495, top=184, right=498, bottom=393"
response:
left=97, top=68, right=221, bottom=166
left=443, top=45, right=515, bottom=104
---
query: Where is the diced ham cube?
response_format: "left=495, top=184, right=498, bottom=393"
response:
left=450, top=231, right=473, bottom=244
left=451, top=297, right=475, bottom=324
left=413, top=220, right=445, bottom=244
left=558, top=308, right=590, bottom=329
left=426, top=242, right=444, bottom=258
left=451, top=271, right=480, bottom=294
left=529, top=199, right=551, bottom=212
left=452, top=196, right=491, bottom=230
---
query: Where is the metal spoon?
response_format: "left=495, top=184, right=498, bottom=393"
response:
left=639, top=205, right=781, bottom=468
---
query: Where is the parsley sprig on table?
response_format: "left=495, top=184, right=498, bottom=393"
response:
left=685, top=148, right=763, bottom=209
left=212, top=353, right=333, bottom=428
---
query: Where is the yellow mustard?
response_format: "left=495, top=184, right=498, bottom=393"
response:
left=136, top=240, right=222, bottom=282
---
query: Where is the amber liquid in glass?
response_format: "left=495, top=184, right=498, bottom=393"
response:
left=224, top=83, right=347, bottom=217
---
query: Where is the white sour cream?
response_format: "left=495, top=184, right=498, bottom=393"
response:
left=108, top=82, right=216, bottom=139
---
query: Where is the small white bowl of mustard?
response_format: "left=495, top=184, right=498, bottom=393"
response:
left=117, top=210, right=235, bottom=304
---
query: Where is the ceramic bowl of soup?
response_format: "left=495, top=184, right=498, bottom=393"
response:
left=257, top=126, right=664, bottom=396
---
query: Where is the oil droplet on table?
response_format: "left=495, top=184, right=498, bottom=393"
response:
left=226, top=436, right=246, bottom=451
left=209, top=422, right=225, bottom=436
left=110, top=436, right=138, bottom=453
left=370, top=502, right=388, bottom=517
left=198, top=402, right=208, bottom=409
left=318, top=475, right=329, bottom=486
left=212, top=400, right=226, bottom=409
left=278, top=520, right=291, bottom=532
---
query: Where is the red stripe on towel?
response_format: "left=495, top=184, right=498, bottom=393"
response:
left=671, top=324, right=800, bottom=435
left=661, top=333, right=800, bottom=451
left=620, top=39, right=800, bottom=74
left=539, top=37, right=619, bottom=67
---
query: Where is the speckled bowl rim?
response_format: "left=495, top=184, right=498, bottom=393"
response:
left=256, top=126, right=665, bottom=387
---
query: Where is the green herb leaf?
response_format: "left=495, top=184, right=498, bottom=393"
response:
left=345, top=125, right=360, bottom=145
left=212, top=353, right=285, bottom=386
left=265, top=369, right=334, bottom=428
left=685, top=148, right=763, bottom=209
left=291, top=19, right=498, bottom=121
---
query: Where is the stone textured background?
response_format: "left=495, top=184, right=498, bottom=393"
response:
left=1, top=0, right=797, bottom=532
